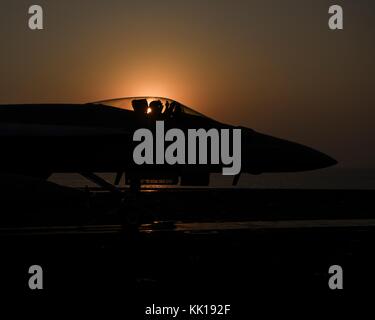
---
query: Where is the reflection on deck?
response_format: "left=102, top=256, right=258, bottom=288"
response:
left=2, top=218, right=375, bottom=237
left=142, top=219, right=375, bottom=232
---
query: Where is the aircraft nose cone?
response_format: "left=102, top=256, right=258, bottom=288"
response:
left=243, top=131, right=337, bottom=173
left=291, top=144, right=337, bottom=171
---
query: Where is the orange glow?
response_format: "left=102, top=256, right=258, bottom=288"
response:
left=147, top=107, right=152, bottom=114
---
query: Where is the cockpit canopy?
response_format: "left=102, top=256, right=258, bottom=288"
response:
left=91, top=97, right=207, bottom=119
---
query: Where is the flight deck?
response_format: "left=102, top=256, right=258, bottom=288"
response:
left=0, top=187, right=374, bottom=305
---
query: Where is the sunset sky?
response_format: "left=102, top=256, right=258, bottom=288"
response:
left=1, top=0, right=374, bottom=168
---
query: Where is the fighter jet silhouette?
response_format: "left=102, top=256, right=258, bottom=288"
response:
left=0, top=97, right=337, bottom=190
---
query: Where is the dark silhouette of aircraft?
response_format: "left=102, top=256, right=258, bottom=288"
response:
left=0, top=97, right=337, bottom=190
